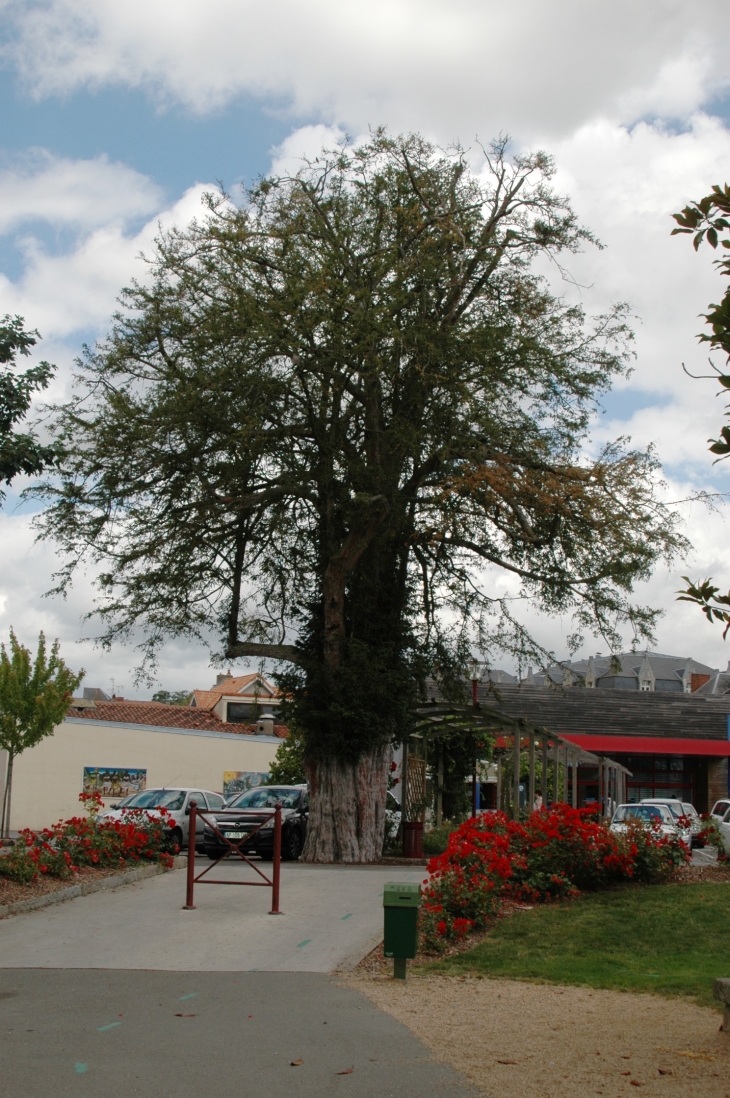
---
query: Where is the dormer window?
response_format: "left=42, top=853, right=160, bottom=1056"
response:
left=639, top=679, right=652, bottom=692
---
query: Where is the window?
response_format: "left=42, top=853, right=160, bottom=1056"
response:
left=227, top=703, right=252, bottom=723
left=188, top=792, right=207, bottom=809
left=207, top=793, right=225, bottom=809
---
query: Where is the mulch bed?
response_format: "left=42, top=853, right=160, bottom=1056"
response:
left=672, top=861, right=730, bottom=883
left=0, top=865, right=136, bottom=908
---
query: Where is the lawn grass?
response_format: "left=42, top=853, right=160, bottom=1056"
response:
left=424, top=882, right=729, bottom=1009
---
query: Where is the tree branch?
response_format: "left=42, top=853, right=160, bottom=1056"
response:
left=224, top=640, right=304, bottom=664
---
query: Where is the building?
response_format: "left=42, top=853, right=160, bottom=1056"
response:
left=0, top=684, right=288, bottom=832
left=469, top=681, right=730, bottom=812
left=190, top=671, right=282, bottom=733
left=531, top=651, right=717, bottom=693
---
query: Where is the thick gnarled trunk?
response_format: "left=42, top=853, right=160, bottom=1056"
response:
left=303, top=744, right=392, bottom=863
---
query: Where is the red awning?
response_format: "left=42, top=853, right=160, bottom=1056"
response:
left=561, top=734, right=730, bottom=757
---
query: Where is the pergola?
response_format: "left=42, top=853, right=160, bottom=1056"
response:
left=406, top=701, right=632, bottom=824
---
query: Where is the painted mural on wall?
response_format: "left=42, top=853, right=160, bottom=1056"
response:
left=82, top=767, right=147, bottom=798
left=223, top=771, right=270, bottom=796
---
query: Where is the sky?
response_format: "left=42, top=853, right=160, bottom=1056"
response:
left=3, top=0, right=730, bottom=695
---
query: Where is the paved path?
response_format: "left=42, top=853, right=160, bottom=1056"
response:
left=0, top=860, right=425, bottom=972
left=0, top=969, right=476, bottom=1098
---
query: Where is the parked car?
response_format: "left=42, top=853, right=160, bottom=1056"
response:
left=718, top=806, right=730, bottom=854
left=639, top=798, right=694, bottom=849
left=610, top=803, right=679, bottom=841
left=680, top=802, right=705, bottom=848
left=100, top=787, right=226, bottom=851
left=385, top=790, right=401, bottom=841
left=710, top=798, right=730, bottom=821
left=203, top=785, right=308, bottom=861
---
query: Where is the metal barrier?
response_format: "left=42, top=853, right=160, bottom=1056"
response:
left=182, top=800, right=282, bottom=914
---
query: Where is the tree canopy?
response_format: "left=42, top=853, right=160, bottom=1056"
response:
left=37, top=132, right=683, bottom=859
left=0, top=315, right=57, bottom=501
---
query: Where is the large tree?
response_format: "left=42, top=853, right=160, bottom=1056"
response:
left=37, top=133, right=681, bottom=861
left=0, top=315, right=57, bottom=501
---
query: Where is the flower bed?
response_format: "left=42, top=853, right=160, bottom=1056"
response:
left=421, top=805, right=687, bottom=951
left=0, top=794, right=175, bottom=884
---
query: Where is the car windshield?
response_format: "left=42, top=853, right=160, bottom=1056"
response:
left=613, top=805, right=671, bottom=823
left=682, top=804, right=698, bottom=818
left=227, top=788, right=301, bottom=809
left=121, top=789, right=186, bottom=810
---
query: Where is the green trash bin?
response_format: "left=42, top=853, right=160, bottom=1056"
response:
left=383, top=882, right=421, bottom=979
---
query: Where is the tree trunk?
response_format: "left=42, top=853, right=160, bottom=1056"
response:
left=302, top=744, right=392, bottom=863
left=1, top=752, right=14, bottom=840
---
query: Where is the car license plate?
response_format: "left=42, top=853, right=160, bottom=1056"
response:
left=224, top=830, right=246, bottom=839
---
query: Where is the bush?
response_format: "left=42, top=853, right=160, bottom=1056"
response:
left=423, top=824, right=456, bottom=856
left=0, top=794, right=175, bottom=884
left=421, top=805, right=687, bottom=951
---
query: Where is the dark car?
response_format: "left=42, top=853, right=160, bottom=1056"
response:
left=203, top=785, right=308, bottom=862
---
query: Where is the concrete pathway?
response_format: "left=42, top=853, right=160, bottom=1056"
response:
left=0, top=860, right=425, bottom=972
left=0, top=969, right=477, bottom=1098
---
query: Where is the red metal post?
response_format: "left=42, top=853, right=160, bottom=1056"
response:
left=183, top=800, right=197, bottom=909
left=269, top=803, right=282, bottom=914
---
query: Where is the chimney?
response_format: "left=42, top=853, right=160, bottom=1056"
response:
left=216, top=671, right=233, bottom=686
left=255, top=713, right=275, bottom=736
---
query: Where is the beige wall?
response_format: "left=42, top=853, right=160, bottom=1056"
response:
left=7, top=718, right=281, bottom=831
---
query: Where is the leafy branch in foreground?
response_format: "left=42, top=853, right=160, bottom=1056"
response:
left=672, top=186, right=730, bottom=631
left=677, top=577, right=730, bottom=639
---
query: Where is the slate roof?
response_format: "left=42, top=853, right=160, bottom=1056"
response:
left=424, top=681, right=730, bottom=743
left=534, top=651, right=716, bottom=690
left=67, top=699, right=288, bottom=737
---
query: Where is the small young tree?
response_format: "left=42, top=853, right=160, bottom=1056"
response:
left=0, top=630, right=83, bottom=838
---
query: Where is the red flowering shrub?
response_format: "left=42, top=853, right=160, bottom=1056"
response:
left=0, top=795, right=175, bottom=884
left=421, top=805, right=687, bottom=950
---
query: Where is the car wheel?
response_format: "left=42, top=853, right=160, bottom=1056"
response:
left=205, top=848, right=221, bottom=861
left=282, top=827, right=303, bottom=861
left=169, top=827, right=183, bottom=853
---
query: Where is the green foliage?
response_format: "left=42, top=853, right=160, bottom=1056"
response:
left=267, top=729, right=306, bottom=785
left=151, top=689, right=192, bottom=706
left=0, top=629, right=83, bottom=758
left=37, top=132, right=683, bottom=777
left=0, top=315, right=57, bottom=500
left=0, top=628, right=83, bottom=837
left=423, top=824, right=456, bottom=855
left=428, top=882, right=730, bottom=1010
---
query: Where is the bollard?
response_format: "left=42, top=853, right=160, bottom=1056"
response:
left=383, top=882, right=420, bottom=979
left=269, top=803, right=282, bottom=914
left=183, top=800, right=197, bottom=909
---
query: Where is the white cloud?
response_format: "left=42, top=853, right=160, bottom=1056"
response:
left=269, top=124, right=347, bottom=177
left=4, top=1, right=730, bottom=139
left=0, top=150, right=162, bottom=234
left=0, top=168, right=210, bottom=338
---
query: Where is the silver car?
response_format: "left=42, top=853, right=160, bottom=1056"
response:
left=610, top=803, right=679, bottom=841
left=639, top=798, right=693, bottom=849
left=100, top=787, right=226, bottom=851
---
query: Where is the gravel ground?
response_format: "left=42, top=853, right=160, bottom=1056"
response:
left=348, top=974, right=730, bottom=1098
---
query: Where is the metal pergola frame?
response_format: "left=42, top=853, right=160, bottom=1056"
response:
left=407, top=701, right=632, bottom=822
